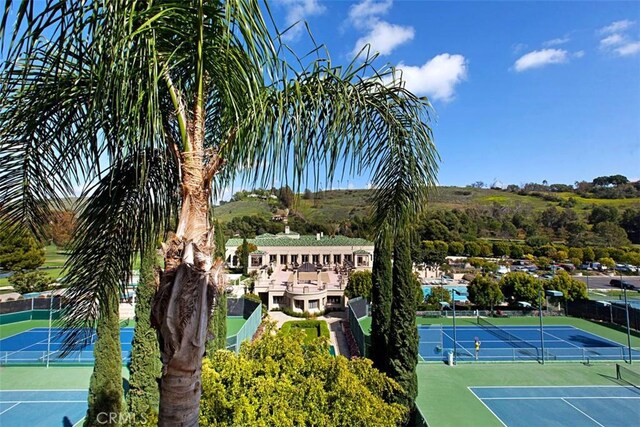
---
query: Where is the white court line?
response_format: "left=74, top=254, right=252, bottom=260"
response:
left=1, top=329, right=98, bottom=360
left=73, top=417, right=85, bottom=427
left=467, top=387, right=507, bottom=427
left=0, top=389, right=88, bottom=392
left=543, top=330, right=581, bottom=349
left=0, top=402, right=20, bottom=415
left=471, top=385, right=636, bottom=389
left=441, top=330, right=474, bottom=357
left=0, top=400, right=87, bottom=403
left=561, top=398, right=605, bottom=427
left=481, top=397, right=640, bottom=400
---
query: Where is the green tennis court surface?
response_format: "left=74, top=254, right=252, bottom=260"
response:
left=416, top=362, right=640, bottom=426
left=0, top=390, right=88, bottom=427
left=470, top=386, right=639, bottom=427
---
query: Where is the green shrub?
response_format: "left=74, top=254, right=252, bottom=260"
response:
left=280, top=320, right=330, bottom=343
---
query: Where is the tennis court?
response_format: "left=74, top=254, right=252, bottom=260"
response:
left=469, top=385, right=640, bottom=427
left=419, top=322, right=639, bottom=362
left=0, top=327, right=133, bottom=364
left=0, top=390, right=87, bottom=427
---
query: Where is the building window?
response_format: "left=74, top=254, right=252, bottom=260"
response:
left=312, top=254, right=320, bottom=264
left=357, top=256, right=369, bottom=267
left=344, top=254, right=352, bottom=262
left=327, top=296, right=341, bottom=305
left=251, top=256, right=262, bottom=267
left=291, top=255, right=298, bottom=264
left=270, top=255, right=277, bottom=264
left=302, top=255, right=309, bottom=263
left=273, top=295, right=284, bottom=305
left=294, top=299, right=304, bottom=310
left=280, top=254, right=287, bottom=264
left=333, top=254, right=341, bottom=264
left=309, top=299, right=319, bottom=310
left=323, top=255, right=330, bottom=264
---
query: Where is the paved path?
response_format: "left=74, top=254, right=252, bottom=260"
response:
left=266, top=310, right=350, bottom=358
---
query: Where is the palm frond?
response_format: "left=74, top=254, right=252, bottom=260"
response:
left=59, top=149, right=178, bottom=353
left=224, top=52, right=439, bottom=229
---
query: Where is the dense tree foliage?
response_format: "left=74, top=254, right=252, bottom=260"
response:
left=468, top=275, right=503, bottom=313
left=545, top=271, right=587, bottom=302
left=425, top=286, right=451, bottom=306
left=345, top=270, right=373, bottom=300
left=199, top=325, right=406, bottom=426
left=8, top=270, right=52, bottom=294
left=387, top=228, right=418, bottom=413
left=85, top=293, right=123, bottom=426
left=236, top=239, right=257, bottom=275
left=213, top=220, right=226, bottom=259
left=499, top=272, right=542, bottom=305
left=369, top=229, right=393, bottom=373
left=127, top=247, right=161, bottom=421
left=207, top=290, right=227, bottom=354
left=0, top=225, right=45, bottom=271
left=45, top=210, right=77, bottom=249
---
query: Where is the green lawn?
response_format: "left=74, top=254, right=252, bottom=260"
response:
left=280, top=320, right=330, bottom=343
left=416, top=362, right=636, bottom=427
left=358, top=315, right=640, bottom=348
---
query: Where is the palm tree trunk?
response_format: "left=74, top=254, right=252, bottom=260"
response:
left=151, top=156, right=223, bottom=426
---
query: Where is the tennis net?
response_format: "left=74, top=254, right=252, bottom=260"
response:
left=477, top=316, right=540, bottom=358
left=616, top=363, right=640, bottom=389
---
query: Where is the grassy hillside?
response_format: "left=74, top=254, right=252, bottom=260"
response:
left=212, top=187, right=640, bottom=225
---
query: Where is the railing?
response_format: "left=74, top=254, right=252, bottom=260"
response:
left=225, top=302, right=262, bottom=353
left=347, top=297, right=368, bottom=357
left=430, top=346, right=640, bottom=363
left=0, top=350, right=131, bottom=366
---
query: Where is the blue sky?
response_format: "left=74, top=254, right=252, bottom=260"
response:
left=266, top=0, right=640, bottom=190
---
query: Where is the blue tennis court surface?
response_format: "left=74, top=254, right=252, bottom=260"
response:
left=470, top=386, right=640, bottom=427
left=0, top=327, right=133, bottom=364
left=0, top=390, right=87, bottom=427
left=419, top=324, right=639, bottom=362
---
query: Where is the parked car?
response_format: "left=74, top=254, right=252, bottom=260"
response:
left=609, top=279, right=638, bottom=291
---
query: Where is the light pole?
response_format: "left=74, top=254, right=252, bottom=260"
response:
left=449, top=288, right=468, bottom=365
left=451, top=288, right=457, bottom=365
left=539, top=288, right=562, bottom=365
left=621, top=272, right=632, bottom=364
left=538, top=287, right=544, bottom=365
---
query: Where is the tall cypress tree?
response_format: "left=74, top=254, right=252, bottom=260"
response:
left=213, top=220, right=226, bottom=259
left=240, top=238, right=249, bottom=275
left=206, top=289, right=227, bottom=355
left=85, top=292, right=123, bottom=426
left=127, top=246, right=161, bottom=419
left=387, top=227, right=418, bottom=413
left=369, top=226, right=393, bottom=372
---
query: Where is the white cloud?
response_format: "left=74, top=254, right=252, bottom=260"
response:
left=348, top=0, right=392, bottom=29
left=597, top=25, right=640, bottom=57
left=512, top=43, right=528, bottom=54
left=573, top=50, right=585, bottom=58
left=396, top=54, right=468, bottom=102
left=599, top=19, right=635, bottom=34
left=615, top=41, right=640, bottom=56
left=353, top=21, right=414, bottom=56
left=513, top=49, right=569, bottom=72
left=276, top=0, right=326, bottom=41
left=347, top=0, right=413, bottom=56
left=600, top=33, right=625, bottom=48
left=543, top=37, right=570, bottom=47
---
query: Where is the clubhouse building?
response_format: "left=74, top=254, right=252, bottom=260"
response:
left=225, top=227, right=374, bottom=313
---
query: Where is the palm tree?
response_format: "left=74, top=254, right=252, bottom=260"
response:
left=0, top=1, right=438, bottom=425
